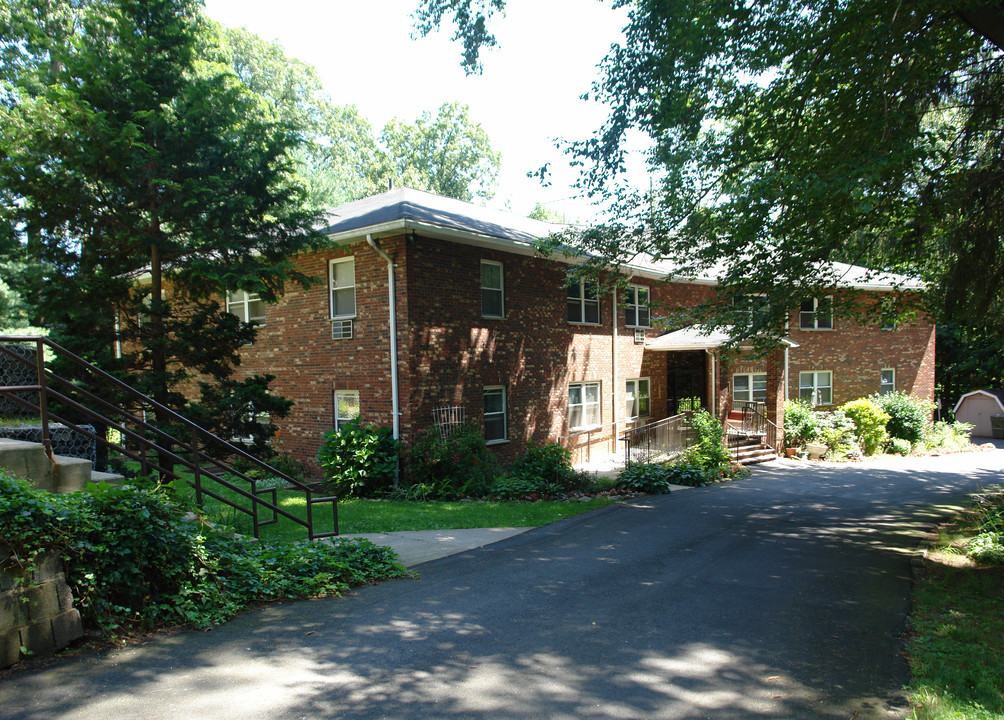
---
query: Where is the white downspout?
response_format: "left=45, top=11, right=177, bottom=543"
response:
left=784, top=345, right=790, bottom=402
left=365, top=234, right=400, bottom=442
left=611, top=292, right=618, bottom=456
left=708, top=349, right=717, bottom=416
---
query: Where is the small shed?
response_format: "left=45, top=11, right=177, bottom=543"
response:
left=953, top=389, right=1004, bottom=437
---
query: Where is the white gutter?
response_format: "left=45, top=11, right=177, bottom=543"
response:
left=365, top=234, right=400, bottom=442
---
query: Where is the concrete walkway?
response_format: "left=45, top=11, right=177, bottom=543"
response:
left=339, top=527, right=533, bottom=567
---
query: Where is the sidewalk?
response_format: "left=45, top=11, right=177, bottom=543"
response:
left=338, top=527, right=533, bottom=567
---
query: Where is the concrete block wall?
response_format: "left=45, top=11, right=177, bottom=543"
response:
left=0, top=546, right=83, bottom=670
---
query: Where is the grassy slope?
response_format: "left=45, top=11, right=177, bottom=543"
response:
left=907, top=490, right=1004, bottom=720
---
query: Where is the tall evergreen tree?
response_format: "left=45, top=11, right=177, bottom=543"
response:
left=0, top=0, right=323, bottom=449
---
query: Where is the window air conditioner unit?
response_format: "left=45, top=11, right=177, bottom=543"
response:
left=332, top=319, right=353, bottom=340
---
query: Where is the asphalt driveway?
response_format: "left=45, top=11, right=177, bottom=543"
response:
left=1, top=446, right=1002, bottom=720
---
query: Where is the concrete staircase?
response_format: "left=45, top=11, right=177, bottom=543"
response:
left=732, top=438, right=778, bottom=466
left=0, top=438, right=124, bottom=493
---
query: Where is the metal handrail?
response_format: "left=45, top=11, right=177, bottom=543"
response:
left=620, top=413, right=695, bottom=465
left=726, top=402, right=781, bottom=458
left=0, top=336, right=338, bottom=540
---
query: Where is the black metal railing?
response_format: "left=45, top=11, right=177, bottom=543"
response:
left=0, top=336, right=337, bottom=540
left=621, top=413, right=695, bottom=465
left=726, top=401, right=780, bottom=460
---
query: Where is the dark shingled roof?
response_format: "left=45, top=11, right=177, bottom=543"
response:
left=319, top=187, right=564, bottom=245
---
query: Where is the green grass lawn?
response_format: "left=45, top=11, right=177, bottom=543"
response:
left=160, top=469, right=618, bottom=542
left=906, top=489, right=1004, bottom=720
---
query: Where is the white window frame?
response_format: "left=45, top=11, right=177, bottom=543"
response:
left=799, top=296, right=833, bottom=330
left=624, top=285, right=651, bottom=328
left=567, top=279, right=600, bottom=325
left=481, top=260, right=504, bottom=319
left=799, top=371, right=833, bottom=406
left=625, top=378, right=651, bottom=419
left=880, top=368, right=895, bottom=395
left=568, top=381, right=601, bottom=430
left=733, top=373, right=767, bottom=404
left=483, top=386, right=508, bottom=444
left=329, top=257, right=356, bottom=320
left=226, top=289, right=266, bottom=325
left=333, top=389, right=360, bottom=431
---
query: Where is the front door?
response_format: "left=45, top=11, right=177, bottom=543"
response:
left=667, top=350, right=707, bottom=415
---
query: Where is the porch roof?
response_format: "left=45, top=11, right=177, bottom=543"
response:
left=645, top=326, right=799, bottom=351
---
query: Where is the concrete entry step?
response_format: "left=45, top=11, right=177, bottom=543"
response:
left=0, top=437, right=124, bottom=492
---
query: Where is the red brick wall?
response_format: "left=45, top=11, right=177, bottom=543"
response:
left=786, top=297, right=935, bottom=408
left=231, top=233, right=935, bottom=472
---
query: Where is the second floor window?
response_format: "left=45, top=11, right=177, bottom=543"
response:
left=624, top=285, right=650, bottom=327
left=226, top=290, right=266, bottom=325
left=567, top=279, right=599, bottom=324
left=330, top=257, right=356, bottom=319
left=799, top=296, right=833, bottom=330
left=481, top=261, right=504, bottom=318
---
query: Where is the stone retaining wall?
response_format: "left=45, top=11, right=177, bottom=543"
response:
left=0, top=546, right=83, bottom=669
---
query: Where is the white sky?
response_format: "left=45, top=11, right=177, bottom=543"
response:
left=201, top=0, right=637, bottom=221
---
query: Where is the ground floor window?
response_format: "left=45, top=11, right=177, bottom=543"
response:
left=880, top=368, right=895, bottom=395
left=484, top=386, right=507, bottom=443
left=799, top=371, right=833, bottom=406
left=625, top=378, right=650, bottom=419
left=733, top=373, right=767, bottom=403
left=569, top=381, right=601, bottom=430
left=333, top=390, right=360, bottom=430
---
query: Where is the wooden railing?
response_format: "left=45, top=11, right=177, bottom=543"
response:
left=620, top=413, right=695, bottom=465
left=0, top=336, right=337, bottom=540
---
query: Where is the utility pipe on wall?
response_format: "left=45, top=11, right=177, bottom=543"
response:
left=611, top=292, right=618, bottom=454
left=365, top=234, right=400, bottom=441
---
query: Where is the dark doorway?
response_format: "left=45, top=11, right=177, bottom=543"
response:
left=667, top=350, right=707, bottom=415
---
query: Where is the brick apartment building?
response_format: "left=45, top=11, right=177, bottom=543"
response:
left=228, top=187, right=935, bottom=470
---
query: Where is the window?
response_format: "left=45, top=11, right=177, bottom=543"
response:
left=481, top=261, right=504, bottom=318
left=625, top=378, right=650, bottom=419
left=329, top=258, right=356, bottom=319
left=880, top=368, right=895, bottom=395
left=799, top=296, right=833, bottom=330
left=624, top=285, right=650, bottom=327
left=333, top=390, right=360, bottom=431
left=568, top=381, right=601, bottom=429
left=799, top=371, right=833, bottom=405
left=567, top=279, right=600, bottom=324
left=483, top=386, right=507, bottom=443
left=226, top=290, right=266, bottom=325
left=733, top=373, right=767, bottom=403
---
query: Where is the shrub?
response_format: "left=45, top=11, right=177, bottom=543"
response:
left=403, top=423, right=500, bottom=500
left=687, top=409, right=732, bottom=473
left=0, top=470, right=407, bottom=634
left=318, top=418, right=399, bottom=498
left=872, top=391, right=934, bottom=445
left=816, top=410, right=859, bottom=458
left=887, top=437, right=913, bottom=455
left=616, top=462, right=675, bottom=494
left=489, top=442, right=592, bottom=500
left=840, top=398, right=889, bottom=455
left=783, top=399, right=822, bottom=448
left=921, top=420, right=973, bottom=452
